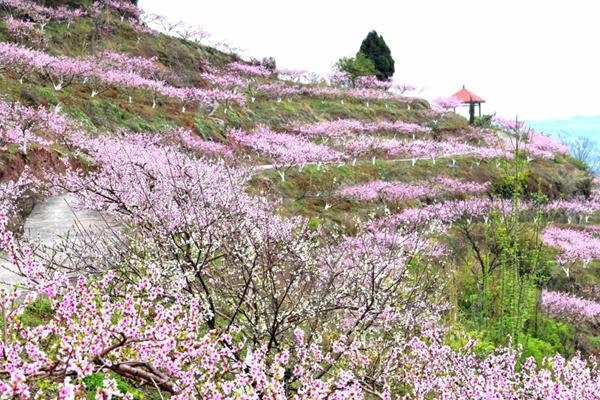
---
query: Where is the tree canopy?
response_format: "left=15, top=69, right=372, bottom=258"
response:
left=334, top=52, right=376, bottom=87
left=359, top=30, right=395, bottom=80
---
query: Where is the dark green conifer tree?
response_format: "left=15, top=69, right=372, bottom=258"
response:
left=359, top=30, right=395, bottom=80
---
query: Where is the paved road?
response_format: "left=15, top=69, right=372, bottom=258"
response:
left=0, top=194, right=109, bottom=285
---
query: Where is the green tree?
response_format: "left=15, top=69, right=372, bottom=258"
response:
left=359, top=30, right=395, bottom=80
left=334, top=52, right=376, bottom=87
left=452, top=141, right=551, bottom=348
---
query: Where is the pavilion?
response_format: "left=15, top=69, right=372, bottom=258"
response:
left=452, top=85, right=485, bottom=124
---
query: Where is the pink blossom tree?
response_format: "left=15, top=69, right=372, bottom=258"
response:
left=230, top=126, right=345, bottom=180
left=432, top=96, right=461, bottom=113
left=0, top=0, right=83, bottom=25
left=542, top=290, right=600, bottom=328
left=339, top=177, right=490, bottom=203
left=4, top=16, right=46, bottom=47
left=0, top=100, right=68, bottom=154
left=542, top=226, right=600, bottom=276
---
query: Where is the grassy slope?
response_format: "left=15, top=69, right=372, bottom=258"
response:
left=0, top=9, right=593, bottom=244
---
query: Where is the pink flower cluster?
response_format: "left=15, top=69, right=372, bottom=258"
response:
left=339, top=177, right=489, bottom=202
left=338, top=136, right=512, bottom=159
left=374, top=195, right=600, bottom=238
left=329, top=75, right=415, bottom=94
left=173, top=128, right=233, bottom=158
left=391, top=333, right=600, bottom=399
left=201, top=71, right=247, bottom=90
left=230, top=126, right=344, bottom=166
left=0, top=170, right=39, bottom=217
left=355, top=75, right=392, bottom=90
left=374, top=197, right=513, bottom=229
left=328, top=70, right=352, bottom=87
left=4, top=16, right=46, bottom=46
left=0, top=99, right=69, bottom=153
left=97, top=50, right=163, bottom=79
left=542, top=226, right=600, bottom=266
left=291, top=118, right=431, bottom=138
left=525, top=131, right=569, bottom=158
left=227, top=61, right=272, bottom=78
left=435, top=176, right=491, bottom=194
left=545, top=192, right=600, bottom=218
left=432, top=96, right=462, bottom=112
left=0, top=0, right=83, bottom=23
left=493, top=117, right=567, bottom=159
left=340, top=181, right=431, bottom=202
left=257, top=81, right=410, bottom=103
left=541, top=290, right=600, bottom=326
left=354, top=76, right=416, bottom=94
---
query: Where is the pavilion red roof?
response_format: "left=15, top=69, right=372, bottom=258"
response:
left=452, top=86, right=485, bottom=103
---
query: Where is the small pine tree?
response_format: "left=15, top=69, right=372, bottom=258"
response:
left=359, top=30, right=395, bottom=81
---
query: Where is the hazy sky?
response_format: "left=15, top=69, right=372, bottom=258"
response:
left=139, top=0, right=600, bottom=121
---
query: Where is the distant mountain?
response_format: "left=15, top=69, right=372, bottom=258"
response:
left=528, top=115, right=600, bottom=139
left=529, top=116, right=600, bottom=173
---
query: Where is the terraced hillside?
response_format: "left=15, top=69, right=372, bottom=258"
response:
left=0, top=0, right=599, bottom=398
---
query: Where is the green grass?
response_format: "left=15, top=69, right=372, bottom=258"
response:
left=20, top=297, right=53, bottom=327
left=248, top=155, right=491, bottom=227
left=248, top=153, right=591, bottom=229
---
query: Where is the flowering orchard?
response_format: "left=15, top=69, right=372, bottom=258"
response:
left=1, top=220, right=599, bottom=399
left=230, top=126, right=344, bottom=166
left=0, top=42, right=244, bottom=109
left=0, top=0, right=599, bottom=398
left=2, top=134, right=599, bottom=398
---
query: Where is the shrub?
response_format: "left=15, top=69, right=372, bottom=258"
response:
left=333, top=52, right=377, bottom=88
left=492, top=169, right=531, bottom=198
left=473, top=113, right=495, bottom=128
left=432, top=112, right=469, bottom=134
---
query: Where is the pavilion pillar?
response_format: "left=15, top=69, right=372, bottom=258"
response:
left=469, top=102, right=475, bottom=124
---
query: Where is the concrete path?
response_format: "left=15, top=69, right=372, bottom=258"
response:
left=0, top=194, right=110, bottom=285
